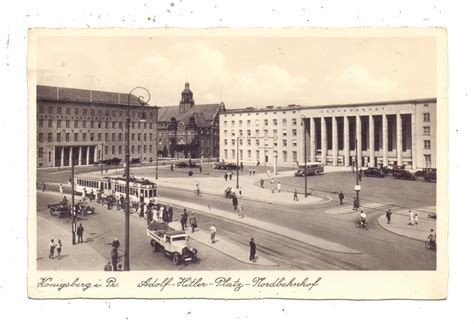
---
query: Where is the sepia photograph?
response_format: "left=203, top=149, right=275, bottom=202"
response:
left=28, top=28, right=447, bottom=299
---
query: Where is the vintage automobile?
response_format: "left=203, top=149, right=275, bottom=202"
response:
left=224, top=163, right=240, bottom=170
left=147, top=221, right=198, bottom=265
left=174, top=161, right=189, bottom=168
left=214, top=162, right=227, bottom=169
left=393, top=169, right=416, bottom=180
left=48, top=203, right=71, bottom=218
left=424, top=168, right=437, bottom=182
left=363, top=167, right=385, bottom=178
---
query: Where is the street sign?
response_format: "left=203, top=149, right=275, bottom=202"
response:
left=354, top=185, right=361, bottom=191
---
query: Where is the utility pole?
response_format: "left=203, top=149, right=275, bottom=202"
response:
left=236, top=137, right=240, bottom=189
left=355, top=138, right=360, bottom=207
left=71, top=149, right=76, bottom=245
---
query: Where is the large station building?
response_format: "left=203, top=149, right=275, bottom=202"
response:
left=36, top=83, right=223, bottom=168
left=219, top=98, right=436, bottom=170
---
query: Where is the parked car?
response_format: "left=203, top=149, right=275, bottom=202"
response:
left=214, top=162, right=227, bottom=170
left=175, top=162, right=188, bottom=168
left=224, top=163, right=239, bottom=170
left=363, top=167, right=385, bottom=178
left=414, top=168, right=437, bottom=182
left=393, top=169, right=416, bottom=180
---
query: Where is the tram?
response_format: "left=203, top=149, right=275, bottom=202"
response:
left=74, top=175, right=158, bottom=203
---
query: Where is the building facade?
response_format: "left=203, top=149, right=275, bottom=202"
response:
left=37, top=85, right=161, bottom=168
left=219, top=98, right=436, bottom=170
left=156, top=82, right=224, bottom=159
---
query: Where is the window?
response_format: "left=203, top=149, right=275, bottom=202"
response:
left=137, top=122, right=141, bottom=129
left=38, top=119, right=44, bottom=127
left=112, top=133, right=116, bottom=141
left=231, top=120, right=235, bottom=126
left=224, top=130, right=227, bottom=136
left=66, top=107, right=71, bottom=115
left=38, top=148, right=43, bottom=158
left=74, top=133, right=78, bottom=141
left=90, top=121, right=94, bottom=128
left=144, top=134, right=147, bottom=141
left=112, top=122, right=116, bottom=129
left=264, top=119, right=268, bottom=126
left=232, top=150, right=235, bottom=159
left=138, top=145, right=141, bottom=153
left=256, top=139, right=260, bottom=146
left=292, top=139, right=297, bottom=147
left=83, top=108, right=87, bottom=116
left=283, top=139, right=287, bottom=147
left=264, top=130, right=268, bottom=136
left=239, top=149, right=243, bottom=158
left=119, top=122, right=123, bottom=128
left=112, top=146, right=116, bottom=154
left=57, top=107, right=62, bottom=114
left=273, top=119, right=277, bottom=126
left=105, top=121, right=109, bottom=128
left=48, top=106, right=54, bottom=114
left=424, top=140, right=431, bottom=149
left=149, top=133, right=153, bottom=141
left=239, top=130, right=243, bottom=136
left=131, top=145, right=134, bottom=154
left=283, top=151, right=287, bottom=162
left=292, top=151, right=297, bottom=162
left=423, top=127, right=430, bottom=136
left=282, top=129, right=287, bottom=137
left=224, top=149, right=228, bottom=159
left=247, top=120, right=251, bottom=127
left=247, top=139, right=251, bottom=146
left=239, top=138, right=243, bottom=145
left=224, top=121, right=227, bottom=127
left=424, top=154, right=432, bottom=168
left=48, top=133, right=52, bottom=142
left=247, top=150, right=251, bottom=159
left=292, top=118, right=297, bottom=126
left=132, top=134, right=135, bottom=141
left=105, top=146, right=109, bottom=155
left=90, top=133, right=94, bottom=141
left=82, top=133, right=86, bottom=141
left=119, top=146, right=122, bottom=154
left=119, top=133, right=123, bottom=141
left=138, top=134, right=141, bottom=141
left=74, top=108, right=79, bottom=115
left=239, top=120, right=243, bottom=127
left=57, top=120, right=62, bottom=128
left=231, top=139, right=235, bottom=146
left=144, top=145, right=147, bottom=153
left=98, top=133, right=102, bottom=141
left=292, top=129, right=297, bottom=136
left=273, top=129, right=277, bottom=136
left=57, top=133, right=61, bottom=142
left=91, top=109, right=95, bottom=116
left=119, top=110, right=123, bottom=117
left=282, top=119, right=287, bottom=126
left=105, top=110, right=109, bottom=117
left=66, top=120, right=70, bottom=128
left=149, top=145, right=152, bottom=153
left=256, top=150, right=260, bottom=161
left=74, top=120, right=79, bottom=128
left=131, top=122, right=135, bottom=129
left=224, top=139, right=228, bottom=145
left=423, top=113, right=430, bottom=122
left=247, top=130, right=251, bottom=136
left=255, top=130, right=260, bottom=137
left=105, top=133, right=109, bottom=142
left=39, top=106, right=45, bottom=114
left=38, top=133, right=44, bottom=142
left=48, top=119, right=53, bottom=127
left=82, top=120, right=87, bottom=128
left=66, top=133, right=70, bottom=142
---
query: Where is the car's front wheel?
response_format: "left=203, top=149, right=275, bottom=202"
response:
left=172, top=253, right=181, bottom=265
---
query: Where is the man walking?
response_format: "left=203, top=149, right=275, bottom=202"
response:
left=76, top=223, right=84, bottom=243
left=386, top=209, right=392, bottom=224
left=260, top=178, right=264, bottom=188
left=180, top=209, right=189, bottom=230
left=408, top=210, right=414, bottom=225
left=232, top=194, right=238, bottom=210
left=49, top=239, right=56, bottom=259
left=111, top=247, right=119, bottom=271
left=237, top=204, right=244, bottom=218
left=293, top=188, right=299, bottom=201
left=229, top=171, right=233, bottom=181
left=112, top=237, right=120, bottom=250
left=338, top=191, right=344, bottom=205
left=189, top=212, right=197, bottom=233
left=224, top=172, right=228, bottom=181
left=42, top=182, right=46, bottom=192
left=59, top=184, right=63, bottom=194
left=210, top=224, right=217, bottom=243
left=249, top=238, right=257, bottom=262
left=277, top=182, right=281, bottom=193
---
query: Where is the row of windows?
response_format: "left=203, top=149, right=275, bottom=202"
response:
left=38, top=119, right=155, bottom=130
left=223, top=118, right=298, bottom=128
left=224, top=138, right=297, bottom=147
left=38, top=132, right=155, bottom=143
left=223, top=149, right=298, bottom=163
left=223, top=128, right=296, bottom=138
left=38, top=106, right=156, bottom=119
left=37, top=145, right=155, bottom=158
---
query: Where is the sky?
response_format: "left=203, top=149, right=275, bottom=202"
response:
left=34, top=32, right=437, bottom=109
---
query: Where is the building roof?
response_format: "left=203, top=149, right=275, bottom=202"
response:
left=37, top=85, right=144, bottom=106
left=221, top=98, right=437, bottom=115
left=158, top=103, right=221, bottom=127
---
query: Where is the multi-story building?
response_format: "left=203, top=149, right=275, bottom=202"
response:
left=219, top=98, right=436, bottom=170
left=157, top=82, right=224, bottom=159
left=36, top=85, right=161, bottom=168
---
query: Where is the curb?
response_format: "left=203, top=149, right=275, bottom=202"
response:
left=376, top=215, right=425, bottom=242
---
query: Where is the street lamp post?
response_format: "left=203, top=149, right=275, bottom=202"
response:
left=301, top=115, right=308, bottom=197
left=124, top=87, right=150, bottom=271
left=236, top=136, right=240, bottom=189
left=155, top=106, right=160, bottom=180
left=100, top=142, right=104, bottom=174
left=355, top=138, right=360, bottom=207
left=71, top=149, right=77, bottom=245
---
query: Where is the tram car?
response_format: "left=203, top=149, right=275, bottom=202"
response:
left=74, top=175, right=158, bottom=203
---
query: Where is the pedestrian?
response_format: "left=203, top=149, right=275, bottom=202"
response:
left=168, top=206, right=174, bottom=222
left=240, top=161, right=244, bottom=171
left=189, top=213, right=197, bottom=233
left=277, top=181, right=281, bottom=193
left=266, top=169, right=270, bottom=177
left=76, top=223, right=84, bottom=243
left=82, top=188, right=86, bottom=199
left=249, top=237, right=257, bottom=262
left=139, top=202, right=145, bottom=218
left=260, top=178, right=264, bottom=188
left=180, top=209, right=188, bottom=230
left=49, top=239, right=56, bottom=259
left=338, top=191, right=344, bottom=205
left=253, top=168, right=256, bottom=175
left=249, top=168, right=252, bottom=176
left=414, top=213, right=418, bottom=225
left=232, top=195, right=238, bottom=210
left=90, top=189, right=95, bottom=202
left=117, top=264, right=123, bottom=271
left=59, top=184, right=63, bottom=194
left=112, top=237, right=120, bottom=249
left=224, top=172, right=228, bottom=181
left=104, top=261, right=112, bottom=271
left=293, top=188, right=299, bottom=201
left=238, top=204, right=244, bottom=218
left=271, top=183, right=275, bottom=194
left=408, top=210, right=414, bottom=225
left=56, top=239, right=62, bottom=259
left=386, top=209, right=392, bottom=224
left=257, top=160, right=260, bottom=167
left=42, top=181, right=46, bottom=192
left=353, top=197, right=359, bottom=210
left=111, top=247, right=119, bottom=271
left=229, top=171, right=233, bottom=181
left=199, top=165, right=202, bottom=173
left=170, top=164, right=174, bottom=171
left=210, top=224, right=217, bottom=243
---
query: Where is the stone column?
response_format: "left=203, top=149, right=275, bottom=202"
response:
left=344, top=116, right=350, bottom=166
left=356, top=115, right=362, bottom=167
left=382, top=115, right=388, bottom=166
left=94, top=146, right=98, bottom=162
left=78, top=146, right=82, bottom=166
left=69, top=147, right=72, bottom=167
left=332, top=116, right=338, bottom=166
left=321, top=117, right=327, bottom=165
left=411, top=113, right=417, bottom=170
left=310, top=117, right=316, bottom=162
left=397, top=113, right=403, bottom=166
left=86, top=146, right=90, bottom=165
left=297, top=118, right=304, bottom=164
left=369, top=115, right=375, bottom=167
left=60, top=146, right=64, bottom=167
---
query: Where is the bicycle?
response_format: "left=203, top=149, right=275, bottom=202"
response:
left=193, top=189, right=201, bottom=197
left=354, top=219, right=369, bottom=230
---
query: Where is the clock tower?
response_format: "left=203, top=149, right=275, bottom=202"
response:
left=179, top=82, right=195, bottom=113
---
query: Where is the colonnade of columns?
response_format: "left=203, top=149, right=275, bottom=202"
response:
left=302, top=113, right=416, bottom=169
left=55, top=145, right=97, bottom=167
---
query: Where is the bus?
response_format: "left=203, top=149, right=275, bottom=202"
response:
left=75, top=175, right=158, bottom=203
left=295, top=162, right=324, bottom=176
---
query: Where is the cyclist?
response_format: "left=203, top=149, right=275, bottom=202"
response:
left=359, top=210, right=367, bottom=228
left=427, top=228, right=436, bottom=249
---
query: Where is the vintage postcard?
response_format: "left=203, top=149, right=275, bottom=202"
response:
left=28, top=28, right=448, bottom=299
